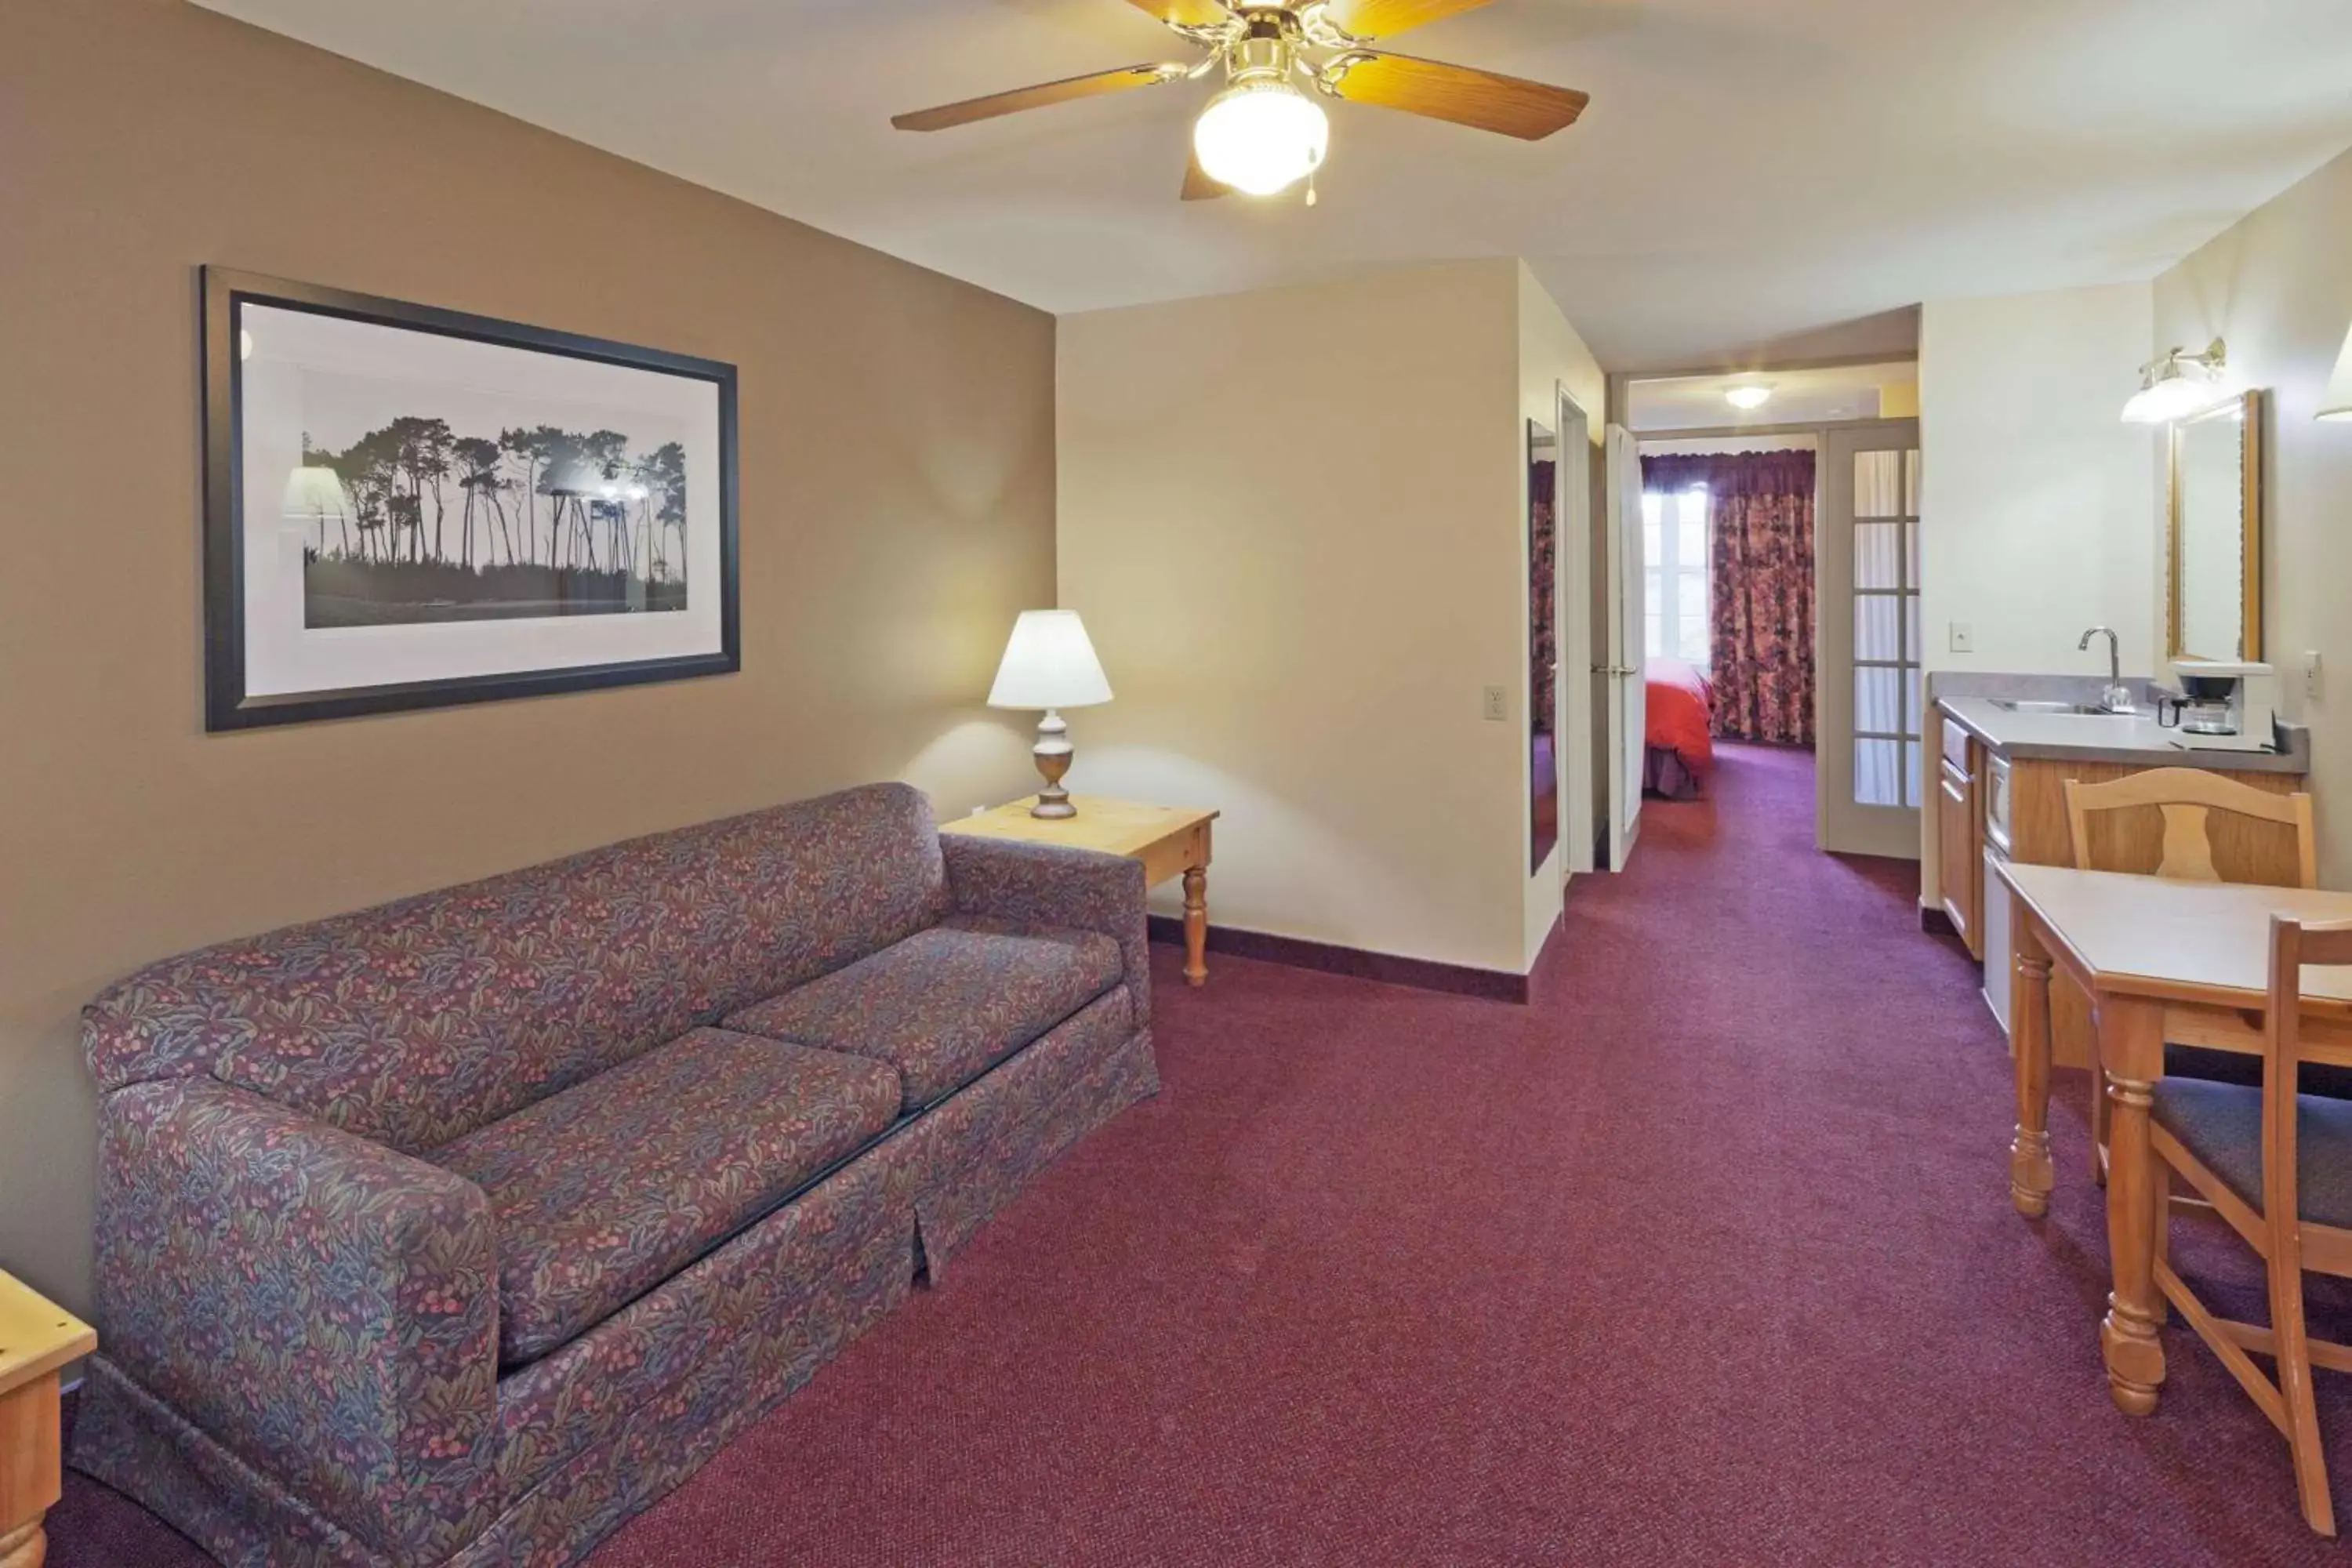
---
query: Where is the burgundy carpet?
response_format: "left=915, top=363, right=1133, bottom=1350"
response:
left=49, top=743, right=2352, bottom=1564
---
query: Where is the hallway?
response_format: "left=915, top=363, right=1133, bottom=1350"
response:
left=50, top=746, right=2348, bottom=1564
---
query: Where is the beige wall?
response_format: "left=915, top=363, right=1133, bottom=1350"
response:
left=1057, top=260, right=1538, bottom=975
left=0, top=0, right=1057, bottom=1316
left=1515, top=264, right=1606, bottom=962
left=1915, top=284, right=2158, bottom=907
left=2156, top=145, right=2352, bottom=886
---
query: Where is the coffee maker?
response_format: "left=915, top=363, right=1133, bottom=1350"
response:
left=2161, top=658, right=2278, bottom=753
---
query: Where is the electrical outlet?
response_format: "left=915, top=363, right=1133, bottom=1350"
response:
left=1482, top=684, right=1508, bottom=721
left=2307, top=650, right=2325, bottom=702
left=1948, top=622, right=1974, bottom=654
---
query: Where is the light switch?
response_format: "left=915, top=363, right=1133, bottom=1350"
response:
left=1948, top=622, right=1974, bottom=654
left=1482, top=684, right=1508, bottom=721
left=2306, top=651, right=2324, bottom=702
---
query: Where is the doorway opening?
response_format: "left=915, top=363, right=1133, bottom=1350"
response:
left=1604, top=358, right=1922, bottom=861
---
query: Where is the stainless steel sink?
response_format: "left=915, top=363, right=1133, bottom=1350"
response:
left=1989, top=699, right=2109, bottom=715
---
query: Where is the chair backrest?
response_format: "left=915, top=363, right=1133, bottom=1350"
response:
left=2264, top=918, right=2352, bottom=1237
left=2064, top=767, right=2316, bottom=890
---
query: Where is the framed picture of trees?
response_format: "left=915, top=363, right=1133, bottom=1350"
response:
left=201, top=267, right=739, bottom=730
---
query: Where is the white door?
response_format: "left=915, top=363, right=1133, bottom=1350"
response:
left=1559, top=393, right=1594, bottom=876
left=1817, top=423, right=1924, bottom=858
left=1602, top=425, right=1646, bottom=871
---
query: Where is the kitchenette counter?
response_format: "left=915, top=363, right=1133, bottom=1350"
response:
left=1935, top=694, right=2310, bottom=774
left=1927, top=671, right=2312, bottom=1052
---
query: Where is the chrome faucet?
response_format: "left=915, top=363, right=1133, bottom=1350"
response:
left=2079, top=626, right=2136, bottom=715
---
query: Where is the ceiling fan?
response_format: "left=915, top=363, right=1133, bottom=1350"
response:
left=891, top=0, right=1589, bottom=204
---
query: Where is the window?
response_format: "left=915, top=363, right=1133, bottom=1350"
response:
left=1642, top=485, right=1710, bottom=666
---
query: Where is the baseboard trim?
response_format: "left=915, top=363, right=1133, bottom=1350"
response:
left=1146, top=916, right=1529, bottom=1004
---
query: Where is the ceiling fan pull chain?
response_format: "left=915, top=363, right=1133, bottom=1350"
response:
left=1306, top=168, right=1319, bottom=207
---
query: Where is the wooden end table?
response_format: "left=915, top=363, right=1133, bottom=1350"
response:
left=942, top=794, right=1219, bottom=986
left=2, top=1270, right=95, bottom=1568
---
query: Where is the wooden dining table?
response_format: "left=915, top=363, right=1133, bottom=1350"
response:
left=2000, top=862, right=2352, bottom=1417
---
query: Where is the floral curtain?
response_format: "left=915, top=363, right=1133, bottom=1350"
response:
left=1641, top=449, right=1817, bottom=745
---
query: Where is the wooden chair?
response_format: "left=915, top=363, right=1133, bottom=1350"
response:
left=2150, top=915, right=2352, bottom=1536
left=2066, top=768, right=2318, bottom=1175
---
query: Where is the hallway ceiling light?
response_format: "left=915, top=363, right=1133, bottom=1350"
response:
left=2122, top=339, right=2228, bottom=424
left=2318, top=325, right=2352, bottom=422
left=1724, top=384, right=1774, bottom=411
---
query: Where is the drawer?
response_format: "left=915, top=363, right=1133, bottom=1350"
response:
left=1940, top=713, right=1973, bottom=774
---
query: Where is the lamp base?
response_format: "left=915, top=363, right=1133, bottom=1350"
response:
left=1030, top=709, right=1077, bottom=818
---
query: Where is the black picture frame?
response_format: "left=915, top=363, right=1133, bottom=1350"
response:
left=201, top=267, right=740, bottom=731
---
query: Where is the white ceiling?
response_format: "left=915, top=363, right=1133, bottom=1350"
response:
left=1627, top=361, right=1915, bottom=430
left=194, top=0, right=2352, bottom=369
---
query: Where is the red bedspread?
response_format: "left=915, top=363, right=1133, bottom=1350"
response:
left=1646, top=659, right=1715, bottom=779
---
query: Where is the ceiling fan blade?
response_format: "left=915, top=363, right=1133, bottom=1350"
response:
left=1322, top=0, right=1497, bottom=41
left=1181, top=151, right=1229, bottom=201
left=1323, top=51, right=1589, bottom=139
left=892, top=63, right=1186, bottom=132
left=1125, top=0, right=1235, bottom=27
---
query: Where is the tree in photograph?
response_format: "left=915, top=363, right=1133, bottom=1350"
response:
left=454, top=436, right=513, bottom=568
left=641, top=441, right=688, bottom=585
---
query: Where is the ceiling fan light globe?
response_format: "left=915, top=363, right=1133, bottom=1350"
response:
left=1192, top=81, right=1328, bottom=197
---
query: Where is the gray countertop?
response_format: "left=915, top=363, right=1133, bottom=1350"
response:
left=1929, top=673, right=2310, bottom=775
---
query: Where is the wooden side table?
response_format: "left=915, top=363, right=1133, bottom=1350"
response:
left=942, top=794, right=1219, bottom=985
left=1, top=1271, right=94, bottom=1568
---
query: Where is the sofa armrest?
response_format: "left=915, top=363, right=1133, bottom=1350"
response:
left=942, top=836, right=1150, bottom=1025
left=91, top=1078, right=499, bottom=1563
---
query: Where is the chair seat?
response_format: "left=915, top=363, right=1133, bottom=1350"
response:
left=429, top=1026, right=901, bottom=1366
left=2152, top=1076, right=2352, bottom=1229
left=723, top=916, right=1123, bottom=1112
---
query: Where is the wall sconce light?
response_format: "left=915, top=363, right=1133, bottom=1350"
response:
left=2121, top=338, right=2228, bottom=424
left=2317, top=325, right=2352, bottom=423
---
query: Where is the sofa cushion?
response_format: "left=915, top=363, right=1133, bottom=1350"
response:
left=428, top=1027, right=900, bottom=1366
left=723, top=917, right=1123, bottom=1112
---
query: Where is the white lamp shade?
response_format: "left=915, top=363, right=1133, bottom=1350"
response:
left=2319, top=324, right=2352, bottom=422
left=987, top=610, right=1112, bottom=710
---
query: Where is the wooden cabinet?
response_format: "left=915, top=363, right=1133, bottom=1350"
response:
left=1936, top=712, right=1983, bottom=957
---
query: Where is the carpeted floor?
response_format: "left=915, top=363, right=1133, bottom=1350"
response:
left=49, top=742, right=2352, bottom=1564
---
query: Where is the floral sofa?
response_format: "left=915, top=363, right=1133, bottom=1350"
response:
left=69, top=782, right=1156, bottom=1567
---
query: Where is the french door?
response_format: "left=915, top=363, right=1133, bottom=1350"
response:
left=1816, top=422, right=1923, bottom=858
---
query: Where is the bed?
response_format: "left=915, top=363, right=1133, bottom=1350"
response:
left=1644, top=659, right=1715, bottom=800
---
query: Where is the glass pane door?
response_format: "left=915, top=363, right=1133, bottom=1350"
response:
left=1814, top=419, right=1923, bottom=860
left=1850, top=448, right=1921, bottom=809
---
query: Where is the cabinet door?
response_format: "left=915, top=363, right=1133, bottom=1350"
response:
left=1938, top=760, right=1977, bottom=949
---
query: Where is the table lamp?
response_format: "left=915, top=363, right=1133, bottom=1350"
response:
left=987, top=609, right=1112, bottom=818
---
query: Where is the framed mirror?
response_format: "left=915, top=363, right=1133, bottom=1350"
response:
left=2167, top=388, right=2263, bottom=662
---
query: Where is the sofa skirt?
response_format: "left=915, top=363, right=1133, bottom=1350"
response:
left=900, top=989, right=1158, bottom=1283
